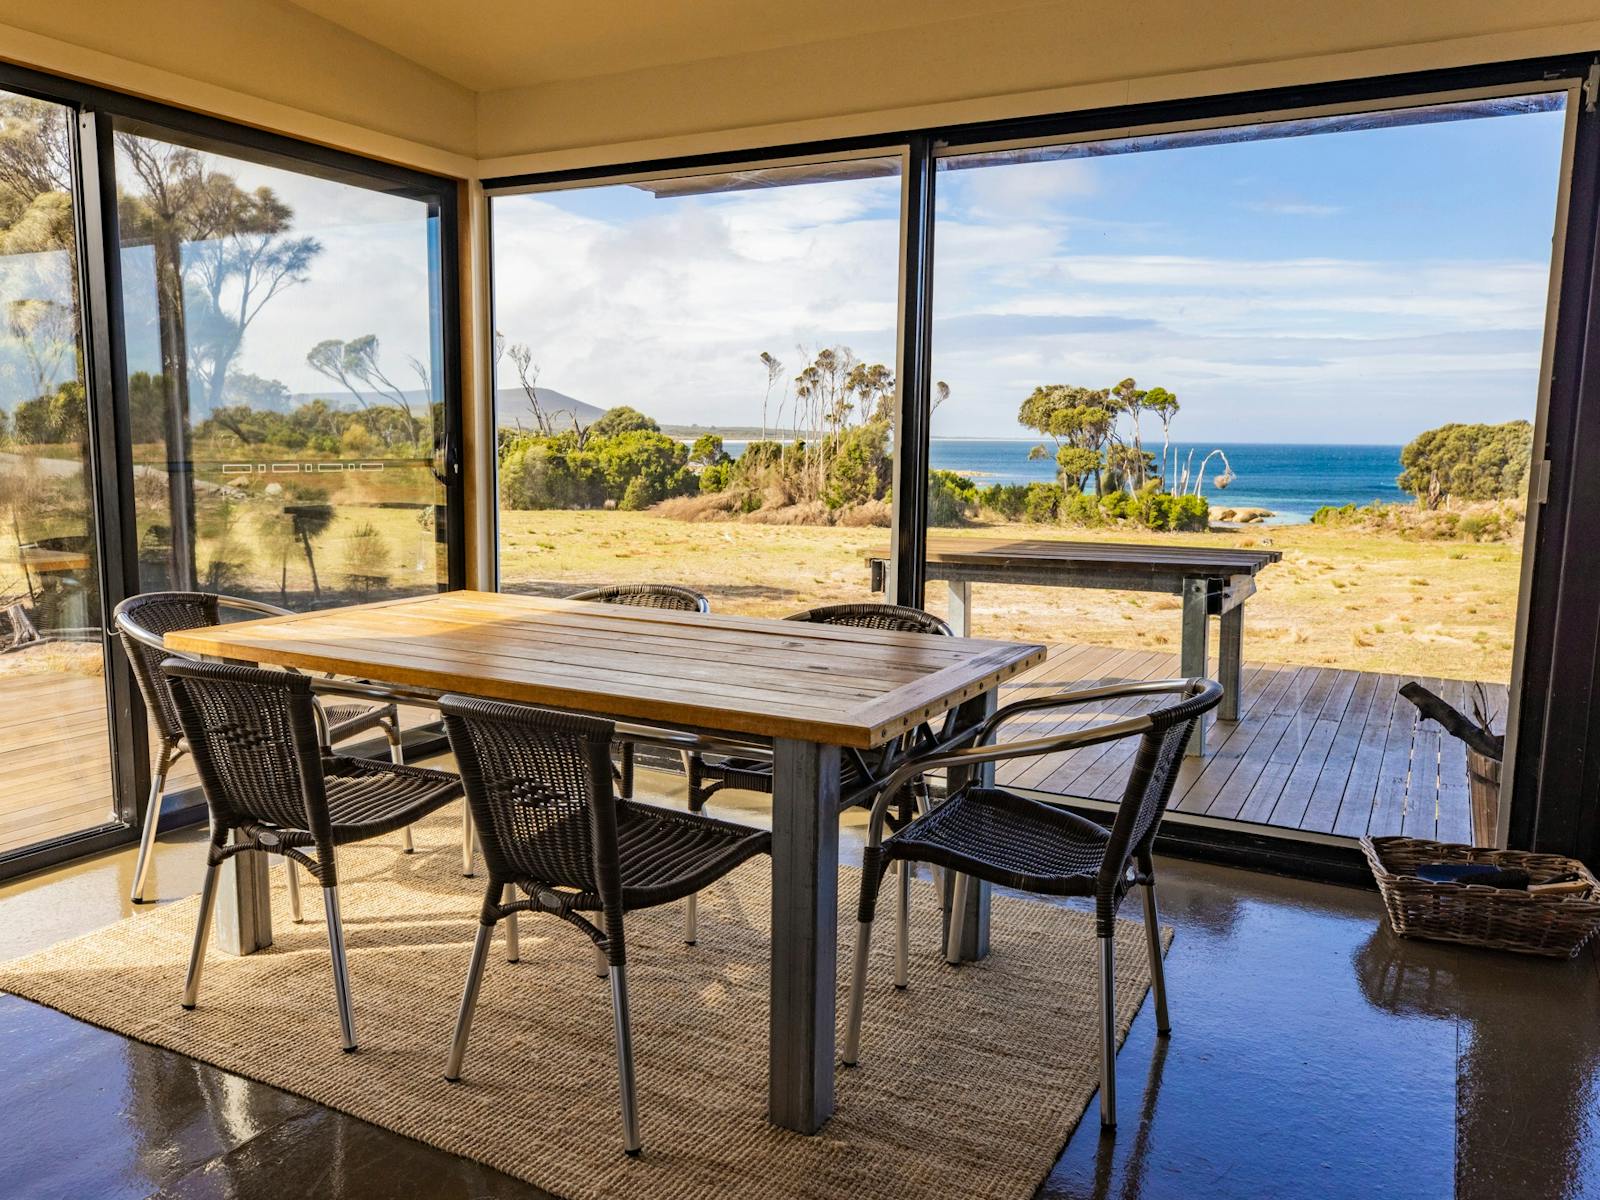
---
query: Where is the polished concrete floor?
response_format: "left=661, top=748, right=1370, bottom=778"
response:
left=2, top=764, right=1599, bottom=1200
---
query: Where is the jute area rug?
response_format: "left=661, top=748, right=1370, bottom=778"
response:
left=0, top=807, right=1169, bottom=1200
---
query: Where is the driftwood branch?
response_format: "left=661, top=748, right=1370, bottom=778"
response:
left=1400, top=682, right=1504, bottom=760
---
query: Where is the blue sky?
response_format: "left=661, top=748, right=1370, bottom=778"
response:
left=491, top=95, right=1569, bottom=444
left=4, top=96, right=1560, bottom=448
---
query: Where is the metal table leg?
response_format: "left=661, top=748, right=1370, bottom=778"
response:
left=947, top=579, right=973, bottom=637
left=197, top=652, right=274, bottom=955
left=942, top=687, right=996, bottom=961
left=1180, top=577, right=1210, bottom=757
left=768, top=736, right=841, bottom=1134
left=1218, top=604, right=1244, bottom=722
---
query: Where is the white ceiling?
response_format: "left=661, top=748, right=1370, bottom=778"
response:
left=283, top=0, right=1052, bottom=91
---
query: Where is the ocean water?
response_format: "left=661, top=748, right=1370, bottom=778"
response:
left=718, top=439, right=1406, bottom=524
left=931, top=440, right=1407, bottom=524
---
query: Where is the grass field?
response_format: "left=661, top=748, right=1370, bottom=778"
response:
left=498, top=508, right=1522, bottom=684
left=2, top=499, right=1522, bottom=687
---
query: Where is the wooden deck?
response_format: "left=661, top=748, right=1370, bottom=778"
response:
left=1, top=670, right=128, bottom=855
left=3, top=640, right=1500, bottom=855
left=0, top=670, right=427, bottom=858
left=994, top=643, right=1501, bottom=842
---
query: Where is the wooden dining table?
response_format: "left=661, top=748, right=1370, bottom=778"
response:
left=166, top=589, right=1044, bottom=1135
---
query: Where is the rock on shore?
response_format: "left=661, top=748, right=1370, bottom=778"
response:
left=1213, top=506, right=1275, bottom=523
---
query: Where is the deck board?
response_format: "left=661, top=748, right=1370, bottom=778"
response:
left=992, top=644, right=1502, bottom=842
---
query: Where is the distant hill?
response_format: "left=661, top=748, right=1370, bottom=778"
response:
left=493, top=386, right=607, bottom=431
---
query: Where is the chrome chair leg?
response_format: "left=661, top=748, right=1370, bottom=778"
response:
left=285, top=859, right=304, bottom=923
left=462, top=804, right=476, bottom=877
left=130, top=743, right=176, bottom=904
left=181, top=861, right=221, bottom=1009
left=1098, top=932, right=1117, bottom=1129
left=945, top=872, right=970, bottom=965
left=323, top=886, right=358, bottom=1052
left=842, top=916, right=874, bottom=1066
left=1141, top=881, right=1171, bottom=1036
left=445, top=922, right=494, bottom=1081
left=608, top=963, right=642, bottom=1155
left=502, top=884, right=520, bottom=962
left=383, top=717, right=415, bottom=855
left=683, top=895, right=698, bottom=945
left=894, top=860, right=911, bottom=988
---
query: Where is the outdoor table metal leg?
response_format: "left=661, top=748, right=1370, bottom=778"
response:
left=213, top=847, right=273, bottom=955
left=196, top=652, right=274, bottom=955
left=947, top=579, right=973, bottom=637
left=1218, top=604, right=1244, bottom=722
left=1180, top=577, right=1210, bottom=757
left=768, top=736, right=841, bottom=1134
left=941, top=687, right=996, bottom=962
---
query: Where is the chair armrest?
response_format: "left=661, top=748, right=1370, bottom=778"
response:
left=862, top=677, right=1220, bottom=847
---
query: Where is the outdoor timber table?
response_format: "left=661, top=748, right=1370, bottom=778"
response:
left=166, top=589, right=1043, bottom=1135
left=867, top=536, right=1281, bottom=754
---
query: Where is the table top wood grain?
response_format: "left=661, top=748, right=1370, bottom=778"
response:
left=869, top=535, right=1282, bottom=580
left=165, top=590, right=1045, bottom=749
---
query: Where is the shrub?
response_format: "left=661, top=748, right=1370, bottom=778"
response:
left=1061, top=489, right=1102, bottom=526
left=825, top=422, right=892, bottom=508
left=699, top=462, right=733, bottom=493
left=498, top=439, right=605, bottom=509
left=1167, top=493, right=1210, bottom=532
left=928, top=469, right=978, bottom=526
left=1398, top=420, right=1532, bottom=508
left=978, top=483, right=1029, bottom=521
left=589, top=405, right=659, bottom=438
left=595, top=430, right=696, bottom=509
left=1023, top=482, right=1065, bottom=523
left=1099, top=490, right=1134, bottom=520
left=341, top=521, right=392, bottom=597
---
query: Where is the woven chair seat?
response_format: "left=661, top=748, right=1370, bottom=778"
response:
left=319, top=755, right=462, bottom=841
left=512, top=801, right=771, bottom=911
left=881, top=786, right=1115, bottom=896
left=323, top=701, right=394, bottom=738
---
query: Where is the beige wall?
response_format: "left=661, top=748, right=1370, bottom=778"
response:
left=477, top=1, right=1600, bottom=176
left=0, top=1, right=476, bottom=176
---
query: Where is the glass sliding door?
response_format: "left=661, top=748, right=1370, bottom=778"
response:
left=489, top=156, right=904, bottom=616
left=113, top=125, right=453, bottom=609
left=0, top=92, right=115, bottom=854
left=925, top=92, right=1570, bottom=846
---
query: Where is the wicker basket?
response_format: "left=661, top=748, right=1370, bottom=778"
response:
left=1361, top=836, right=1600, bottom=958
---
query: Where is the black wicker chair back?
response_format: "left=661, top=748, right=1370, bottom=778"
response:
left=115, top=591, right=220, bottom=742
left=1095, top=683, right=1217, bottom=929
left=162, top=658, right=330, bottom=844
left=569, top=583, right=710, bottom=612
left=1104, top=686, right=1215, bottom=863
left=440, top=696, right=622, bottom=906
left=785, top=601, right=952, bottom=637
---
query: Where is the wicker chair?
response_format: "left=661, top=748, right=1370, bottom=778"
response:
left=679, top=601, right=953, bottom=946
left=438, top=693, right=770, bottom=1156
left=841, top=677, right=1223, bottom=1131
left=114, top=591, right=409, bottom=905
left=163, top=659, right=462, bottom=1051
left=567, top=583, right=710, bottom=802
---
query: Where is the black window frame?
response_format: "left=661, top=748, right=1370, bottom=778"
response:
left=484, top=52, right=1600, bottom=877
left=0, top=62, right=466, bottom=885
